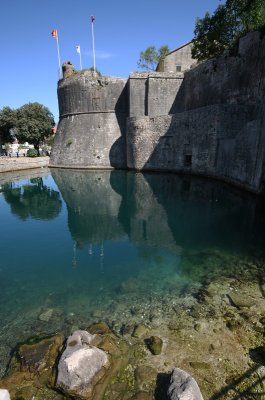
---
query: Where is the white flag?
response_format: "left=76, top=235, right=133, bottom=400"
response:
left=76, top=45, right=81, bottom=54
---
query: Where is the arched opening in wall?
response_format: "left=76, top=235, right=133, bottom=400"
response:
left=183, top=144, right=192, bottom=167
left=184, top=154, right=192, bottom=166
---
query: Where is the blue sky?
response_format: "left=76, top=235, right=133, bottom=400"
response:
left=0, top=0, right=223, bottom=122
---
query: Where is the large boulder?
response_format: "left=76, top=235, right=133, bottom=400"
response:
left=56, top=330, right=109, bottom=399
left=167, top=368, right=204, bottom=400
left=0, top=390, right=11, bottom=400
left=0, top=334, right=64, bottom=399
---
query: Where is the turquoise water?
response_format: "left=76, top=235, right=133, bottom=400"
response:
left=1, top=168, right=265, bottom=374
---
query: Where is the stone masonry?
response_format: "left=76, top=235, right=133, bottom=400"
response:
left=50, top=71, right=128, bottom=169
left=50, top=31, right=265, bottom=193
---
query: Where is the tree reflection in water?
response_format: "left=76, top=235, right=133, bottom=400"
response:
left=2, top=177, right=62, bottom=220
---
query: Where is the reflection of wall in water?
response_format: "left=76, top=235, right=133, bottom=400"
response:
left=113, top=171, right=178, bottom=254
left=51, top=169, right=125, bottom=246
left=51, top=169, right=265, bottom=254
left=51, top=169, right=179, bottom=253
left=144, top=173, right=265, bottom=251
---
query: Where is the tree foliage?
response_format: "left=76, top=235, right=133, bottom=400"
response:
left=0, top=107, right=17, bottom=143
left=192, top=0, right=265, bottom=61
left=137, top=45, right=170, bottom=71
left=0, top=102, right=55, bottom=152
left=16, top=102, right=55, bottom=153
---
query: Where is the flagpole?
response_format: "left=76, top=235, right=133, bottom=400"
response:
left=52, top=29, right=61, bottom=79
left=91, top=16, right=96, bottom=74
left=56, top=35, right=62, bottom=78
left=76, top=45, right=83, bottom=70
left=79, top=48, right=83, bottom=70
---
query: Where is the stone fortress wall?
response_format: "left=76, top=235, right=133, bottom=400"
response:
left=50, top=72, right=128, bottom=169
left=50, top=31, right=265, bottom=193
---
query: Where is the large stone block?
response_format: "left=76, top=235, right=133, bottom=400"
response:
left=0, top=390, right=11, bottom=400
left=167, top=368, right=204, bottom=400
left=56, top=330, right=109, bottom=399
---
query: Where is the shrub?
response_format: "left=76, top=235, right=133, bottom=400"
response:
left=27, top=148, right=38, bottom=157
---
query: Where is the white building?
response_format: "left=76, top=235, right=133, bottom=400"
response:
left=2, top=140, right=34, bottom=156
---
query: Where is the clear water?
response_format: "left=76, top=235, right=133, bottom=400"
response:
left=1, top=168, right=265, bottom=374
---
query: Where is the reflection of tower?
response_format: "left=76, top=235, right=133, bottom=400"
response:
left=72, top=241, right=77, bottom=268
left=89, top=243, right=93, bottom=255
left=100, top=241, right=104, bottom=274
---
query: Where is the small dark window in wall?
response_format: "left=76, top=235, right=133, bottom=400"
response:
left=184, top=154, right=192, bottom=167
left=176, top=64, right=182, bottom=72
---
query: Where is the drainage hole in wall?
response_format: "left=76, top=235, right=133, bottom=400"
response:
left=184, top=154, right=192, bottom=167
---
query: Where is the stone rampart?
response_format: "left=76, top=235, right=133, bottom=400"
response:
left=127, top=31, right=265, bottom=192
left=129, top=72, right=184, bottom=117
left=172, top=31, right=264, bottom=112
left=50, top=73, right=128, bottom=169
left=50, top=31, right=265, bottom=192
left=127, top=104, right=263, bottom=191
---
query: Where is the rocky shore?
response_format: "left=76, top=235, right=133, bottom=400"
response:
left=0, top=250, right=265, bottom=399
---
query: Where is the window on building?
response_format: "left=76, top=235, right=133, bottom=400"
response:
left=176, top=64, right=182, bottom=72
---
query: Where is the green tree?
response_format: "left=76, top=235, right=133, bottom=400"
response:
left=137, top=45, right=170, bottom=71
left=0, top=107, right=17, bottom=143
left=16, top=102, right=55, bottom=154
left=192, top=0, right=265, bottom=61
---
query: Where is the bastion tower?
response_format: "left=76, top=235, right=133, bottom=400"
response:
left=50, top=62, right=128, bottom=169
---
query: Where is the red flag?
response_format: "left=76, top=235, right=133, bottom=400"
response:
left=91, top=15, right=95, bottom=23
left=51, top=29, right=58, bottom=38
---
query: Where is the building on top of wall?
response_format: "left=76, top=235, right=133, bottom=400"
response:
left=156, top=41, right=196, bottom=73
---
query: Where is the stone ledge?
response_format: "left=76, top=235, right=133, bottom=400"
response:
left=0, top=157, right=49, bottom=173
left=49, top=164, right=115, bottom=170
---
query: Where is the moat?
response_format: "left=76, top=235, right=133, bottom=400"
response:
left=1, top=168, right=265, bottom=399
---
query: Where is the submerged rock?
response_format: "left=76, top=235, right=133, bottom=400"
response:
left=129, top=391, right=153, bottom=400
left=89, top=321, right=111, bottom=334
left=17, top=336, right=61, bottom=373
left=228, top=292, right=255, bottom=309
left=118, top=277, right=140, bottom=293
left=132, top=324, right=149, bottom=338
left=56, top=330, right=109, bottom=399
left=38, top=308, right=54, bottom=322
left=0, top=335, right=63, bottom=399
left=146, top=336, right=163, bottom=355
left=167, top=368, right=204, bottom=400
left=134, top=365, right=157, bottom=391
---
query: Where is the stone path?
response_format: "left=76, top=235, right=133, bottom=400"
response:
left=0, top=156, right=49, bottom=173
